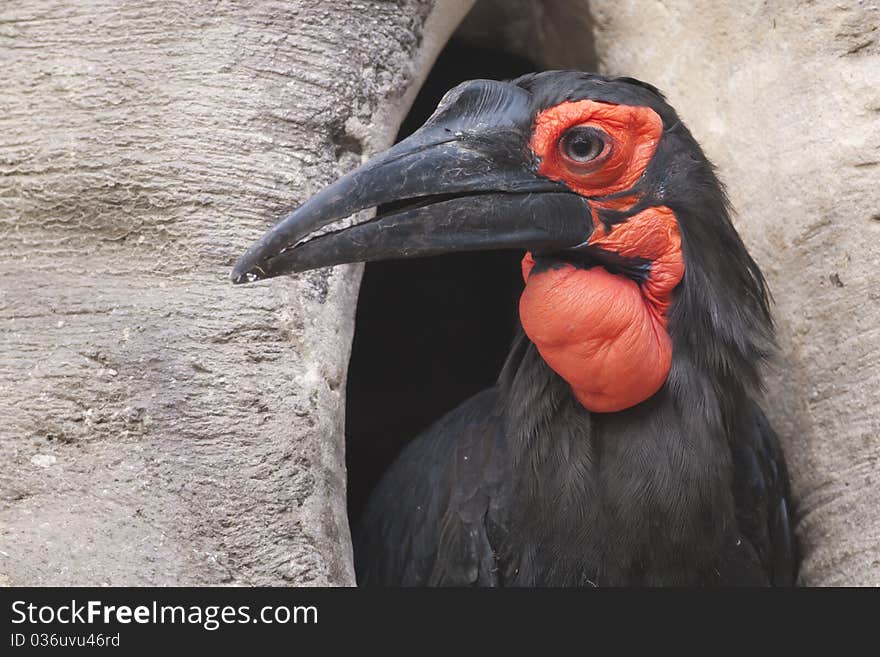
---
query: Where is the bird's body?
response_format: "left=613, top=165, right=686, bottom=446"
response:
left=234, top=71, right=798, bottom=587
left=355, top=330, right=795, bottom=586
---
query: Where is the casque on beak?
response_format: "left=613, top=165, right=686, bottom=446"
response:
left=231, top=79, right=593, bottom=284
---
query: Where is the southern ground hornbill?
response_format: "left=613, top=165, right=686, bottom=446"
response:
left=233, top=72, right=798, bottom=586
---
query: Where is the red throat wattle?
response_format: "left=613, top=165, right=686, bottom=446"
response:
left=519, top=100, right=685, bottom=413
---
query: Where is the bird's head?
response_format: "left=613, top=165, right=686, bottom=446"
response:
left=233, top=72, right=772, bottom=413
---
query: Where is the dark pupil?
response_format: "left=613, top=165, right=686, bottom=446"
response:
left=571, top=137, right=594, bottom=157
left=564, top=130, right=602, bottom=162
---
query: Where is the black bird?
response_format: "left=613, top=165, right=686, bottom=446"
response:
left=233, top=72, right=798, bottom=586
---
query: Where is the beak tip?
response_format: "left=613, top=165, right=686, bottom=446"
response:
left=230, top=263, right=262, bottom=285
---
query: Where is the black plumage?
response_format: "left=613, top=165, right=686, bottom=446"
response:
left=353, top=73, right=797, bottom=586
left=355, top=330, right=795, bottom=585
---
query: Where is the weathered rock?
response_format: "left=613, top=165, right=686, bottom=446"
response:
left=0, top=0, right=474, bottom=586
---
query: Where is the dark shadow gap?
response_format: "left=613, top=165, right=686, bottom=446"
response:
left=345, top=41, right=537, bottom=527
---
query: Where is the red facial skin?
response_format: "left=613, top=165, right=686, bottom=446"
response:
left=520, top=100, right=685, bottom=413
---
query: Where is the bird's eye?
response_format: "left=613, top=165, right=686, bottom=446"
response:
left=559, top=126, right=608, bottom=165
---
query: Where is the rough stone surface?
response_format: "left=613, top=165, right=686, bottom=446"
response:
left=0, top=0, right=473, bottom=586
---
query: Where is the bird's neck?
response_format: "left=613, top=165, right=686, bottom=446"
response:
left=495, top=332, right=738, bottom=585
left=518, top=206, right=684, bottom=413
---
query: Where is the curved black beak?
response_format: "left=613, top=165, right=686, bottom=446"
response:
left=231, top=80, right=593, bottom=284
